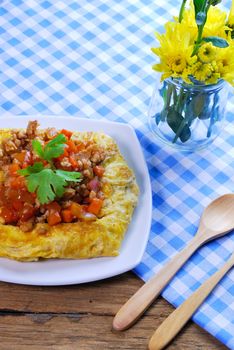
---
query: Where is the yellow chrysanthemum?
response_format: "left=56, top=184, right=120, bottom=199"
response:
left=151, top=2, right=234, bottom=87
left=182, top=4, right=229, bottom=39
left=181, top=66, right=194, bottom=84
left=192, top=62, right=213, bottom=82
left=228, top=0, right=234, bottom=26
left=216, top=43, right=234, bottom=85
left=152, top=21, right=196, bottom=80
left=198, top=42, right=217, bottom=63
left=206, top=73, right=221, bottom=85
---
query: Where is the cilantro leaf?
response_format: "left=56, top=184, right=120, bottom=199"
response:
left=32, top=134, right=67, bottom=162
left=18, top=133, right=82, bottom=204
left=18, top=162, right=44, bottom=176
left=55, top=169, right=81, bottom=181
left=27, top=170, right=57, bottom=204
left=32, top=140, right=44, bottom=159
left=27, top=169, right=81, bottom=204
left=19, top=166, right=82, bottom=204
left=43, top=134, right=67, bottom=161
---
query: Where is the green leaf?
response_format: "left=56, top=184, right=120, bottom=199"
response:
left=20, top=132, right=83, bottom=204
left=24, top=168, right=81, bottom=204
left=167, top=107, right=191, bottom=143
left=44, top=144, right=66, bottom=161
left=179, top=125, right=191, bottom=143
left=202, top=36, right=229, bottom=48
left=32, top=134, right=67, bottom=162
left=18, top=162, right=44, bottom=176
left=46, top=134, right=66, bottom=147
left=43, top=134, right=67, bottom=161
left=27, top=170, right=57, bottom=204
left=190, top=94, right=207, bottom=117
left=32, top=140, right=44, bottom=159
left=55, top=169, right=81, bottom=181
left=209, top=0, right=221, bottom=6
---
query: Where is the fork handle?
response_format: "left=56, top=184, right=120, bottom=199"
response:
left=148, top=255, right=234, bottom=350
left=113, top=235, right=203, bottom=331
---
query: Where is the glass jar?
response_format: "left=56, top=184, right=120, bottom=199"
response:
left=148, top=77, right=229, bottom=151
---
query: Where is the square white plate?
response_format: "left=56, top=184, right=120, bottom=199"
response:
left=0, top=116, right=152, bottom=285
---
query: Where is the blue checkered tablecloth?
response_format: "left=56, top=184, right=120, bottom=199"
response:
left=0, top=0, right=234, bottom=348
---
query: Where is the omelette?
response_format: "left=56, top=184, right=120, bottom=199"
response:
left=0, top=121, right=139, bottom=261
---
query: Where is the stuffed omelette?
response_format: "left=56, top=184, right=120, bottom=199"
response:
left=0, top=121, right=139, bottom=261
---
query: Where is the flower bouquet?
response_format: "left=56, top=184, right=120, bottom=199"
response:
left=149, top=0, right=234, bottom=150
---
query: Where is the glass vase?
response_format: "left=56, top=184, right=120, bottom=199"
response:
left=148, top=77, right=229, bottom=151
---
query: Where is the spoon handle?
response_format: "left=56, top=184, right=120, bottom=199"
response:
left=148, top=254, right=234, bottom=350
left=113, top=235, right=203, bottom=331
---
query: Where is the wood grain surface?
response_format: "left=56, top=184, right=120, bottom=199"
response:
left=0, top=272, right=227, bottom=350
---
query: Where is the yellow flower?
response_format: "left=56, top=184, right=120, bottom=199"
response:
left=206, top=72, right=221, bottom=85
left=182, top=4, right=228, bottom=39
left=151, top=2, right=234, bottom=87
left=198, top=43, right=217, bottom=63
left=151, top=21, right=196, bottom=80
left=181, top=66, right=194, bottom=84
left=216, top=43, right=234, bottom=86
left=228, top=0, right=234, bottom=26
left=192, top=62, right=213, bottom=82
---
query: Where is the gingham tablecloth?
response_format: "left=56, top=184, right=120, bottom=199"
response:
left=0, top=0, right=234, bottom=348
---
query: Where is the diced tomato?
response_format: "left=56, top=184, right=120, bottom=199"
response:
left=0, top=185, right=5, bottom=206
left=70, top=202, right=83, bottom=218
left=8, top=163, right=20, bottom=175
left=81, top=204, right=89, bottom=211
left=60, top=129, right=73, bottom=139
left=47, top=211, right=62, bottom=226
left=71, top=202, right=96, bottom=221
left=76, top=142, right=85, bottom=152
left=46, top=201, right=61, bottom=213
left=61, top=209, right=73, bottom=223
left=69, top=155, right=78, bottom=169
left=93, top=165, right=105, bottom=177
left=87, top=198, right=103, bottom=215
left=13, top=151, right=26, bottom=163
left=63, top=147, right=69, bottom=158
left=0, top=207, right=18, bottom=224
left=9, top=176, right=26, bottom=189
left=46, top=201, right=62, bottom=226
left=12, top=200, right=24, bottom=211
left=20, top=203, right=35, bottom=222
left=67, top=140, right=77, bottom=153
left=56, top=147, right=69, bottom=162
left=19, top=190, right=36, bottom=204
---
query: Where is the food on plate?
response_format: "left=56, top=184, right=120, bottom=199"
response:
left=0, top=121, right=139, bottom=261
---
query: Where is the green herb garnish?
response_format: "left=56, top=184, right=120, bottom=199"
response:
left=32, top=133, right=67, bottom=162
left=18, top=134, right=81, bottom=204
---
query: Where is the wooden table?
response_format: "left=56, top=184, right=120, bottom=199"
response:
left=0, top=272, right=227, bottom=350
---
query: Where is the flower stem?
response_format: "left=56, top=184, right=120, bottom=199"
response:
left=192, top=25, right=204, bottom=56
left=192, top=3, right=211, bottom=56
left=179, top=0, right=187, bottom=22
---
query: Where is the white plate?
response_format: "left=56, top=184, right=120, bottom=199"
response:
left=0, top=116, right=152, bottom=285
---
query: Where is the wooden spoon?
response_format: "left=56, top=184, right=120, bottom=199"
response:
left=113, top=193, right=234, bottom=331
left=149, top=251, right=234, bottom=350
